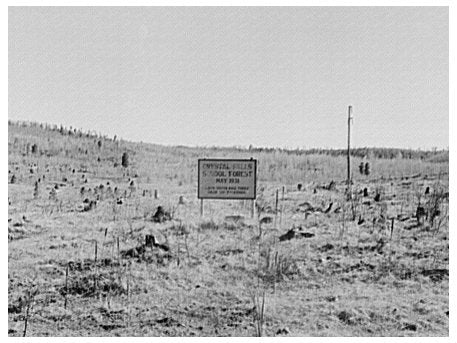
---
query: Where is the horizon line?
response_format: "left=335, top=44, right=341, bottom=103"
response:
left=8, top=119, right=450, bottom=153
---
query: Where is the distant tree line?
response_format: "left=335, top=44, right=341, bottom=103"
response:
left=8, top=120, right=447, bottom=161
left=8, top=120, right=118, bottom=142
left=296, top=147, right=448, bottom=160
left=246, top=146, right=448, bottom=161
left=210, top=144, right=447, bottom=161
left=202, top=143, right=447, bottom=161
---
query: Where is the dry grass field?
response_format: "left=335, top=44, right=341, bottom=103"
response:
left=8, top=121, right=449, bottom=336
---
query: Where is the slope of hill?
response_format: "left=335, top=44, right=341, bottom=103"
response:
left=8, top=120, right=449, bottom=186
left=8, top=120, right=449, bottom=337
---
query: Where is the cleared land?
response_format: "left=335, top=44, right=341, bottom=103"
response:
left=8, top=122, right=449, bottom=336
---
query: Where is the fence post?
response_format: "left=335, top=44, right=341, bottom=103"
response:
left=280, top=186, right=285, bottom=225
left=94, top=241, right=98, bottom=294
left=64, top=263, right=69, bottom=309
left=275, top=189, right=279, bottom=227
left=390, top=218, right=395, bottom=240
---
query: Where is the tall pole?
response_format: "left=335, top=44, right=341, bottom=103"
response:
left=347, top=105, right=353, bottom=186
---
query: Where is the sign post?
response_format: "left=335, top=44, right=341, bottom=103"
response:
left=198, top=159, right=257, bottom=217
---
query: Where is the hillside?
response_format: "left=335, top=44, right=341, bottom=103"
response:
left=8, top=120, right=449, bottom=337
left=8, top=121, right=449, bottom=186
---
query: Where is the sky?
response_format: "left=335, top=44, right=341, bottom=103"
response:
left=8, top=6, right=449, bottom=149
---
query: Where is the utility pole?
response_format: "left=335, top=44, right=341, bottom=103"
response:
left=347, top=105, right=353, bottom=187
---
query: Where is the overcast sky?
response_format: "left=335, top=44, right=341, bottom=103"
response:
left=8, top=6, right=448, bottom=149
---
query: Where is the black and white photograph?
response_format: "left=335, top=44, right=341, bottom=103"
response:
left=7, top=4, right=451, bottom=337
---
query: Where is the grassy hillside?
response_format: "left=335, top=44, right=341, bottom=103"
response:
left=8, top=121, right=449, bottom=186
left=8, top=121, right=449, bottom=336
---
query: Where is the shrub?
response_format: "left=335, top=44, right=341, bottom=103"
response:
left=426, top=182, right=448, bottom=226
left=359, top=162, right=364, bottom=175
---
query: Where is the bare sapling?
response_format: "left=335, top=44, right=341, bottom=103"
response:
left=94, top=240, right=98, bottom=295
left=127, top=262, right=132, bottom=327
left=250, top=199, right=270, bottom=336
left=280, top=186, right=285, bottom=226
left=101, top=227, right=108, bottom=258
left=184, top=230, right=191, bottom=262
left=433, top=203, right=448, bottom=236
left=339, top=203, right=346, bottom=240
left=117, top=236, right=122, bottom=285
left=350, top=190, right=360, bottom=221
left=274, top=189, right=279, bottom=228
left=250, top=288, right=266, bottom=337
left=64, top=263, right=69, bottom=309
left=177, top=238, right=181, bottom=267
left=22, top=286, right=39, bottom=337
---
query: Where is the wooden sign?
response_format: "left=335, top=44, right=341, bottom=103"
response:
left=198, top=159, right=257, bottom=199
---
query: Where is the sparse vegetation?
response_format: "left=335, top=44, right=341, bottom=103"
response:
left=8, top=120, right=448, bottom=336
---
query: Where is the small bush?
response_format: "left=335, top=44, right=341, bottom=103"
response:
left=359, top=162, right=364, bottom=175
left=426, top=182, right=448, bottom=226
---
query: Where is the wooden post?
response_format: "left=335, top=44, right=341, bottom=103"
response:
left=23, top=302, right=30, bottom=337
left=347, top=105, right=353, bottom=187
left=275, top=189, right=279, bottom=212
left=274, top=189, right=279, bottom=227
left=94, top=241, right=98, bottom=293
left=64, top=263, right=69, bottom=310
left=251, top=200, right=255, bottom=218
left=117, top=236, right=120, bottom=265
left=101, top=227, right=108, bottom=258
left=200, top=199, right=204, bottom=217
left=117, top=236, right=122, bottom=284
left=94, top=240, right=98, bottom=264
left=390, top=218, right=395, bottom=240
left=280, top=186, right=285, bottom=225
left=177, top=240, right=181, bottom=267
left=126, top=261, right=131, bottom=327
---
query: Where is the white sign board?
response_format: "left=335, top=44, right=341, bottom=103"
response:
left=198, top=159, right=257, bottom=199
